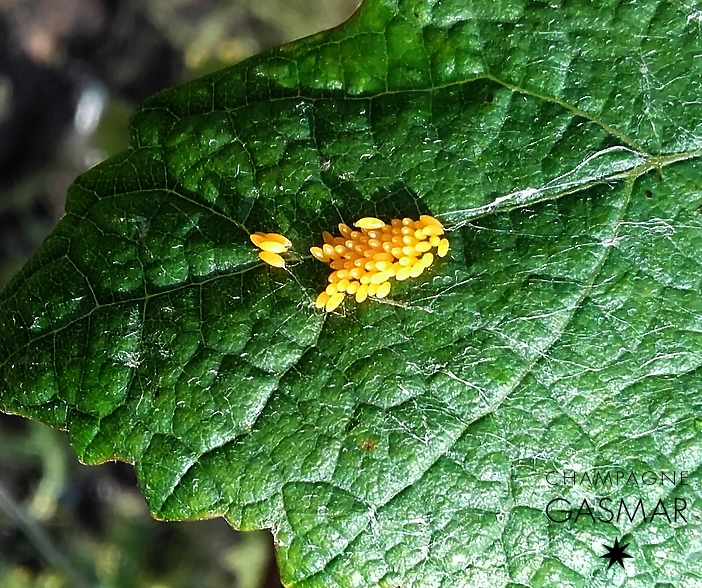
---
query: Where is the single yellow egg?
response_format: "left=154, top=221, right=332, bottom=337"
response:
left=354, top=217, right=386, bottom=230
left=315, top=291, right=330, bottom=309
left=420, top=214, right=443, bottom=228
left=258, top=240, right=288, bottom=254
left=310, top=246, right=329, bottom=262
left=376, top=282, right=391, bottom=298
left=437, top=238, right=450, bottom=258
left=423, top=224, right=444, bottom=236
left=395, top=266, right=412, bottom=281
left=258, top=251, right=286, bottom=268
left=410, top=262, right=425, bottom=278
left=370, top=272, right=390, bottom=285
left=399, top=256, right=415, bottom=267
left=250, top=232, right=267, bottom=248
left=325, top=292, right=345, bottom=312
left=264, top=233, right=292, bottom=248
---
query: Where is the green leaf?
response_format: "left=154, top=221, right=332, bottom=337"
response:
left=2, top=0, right=702, bottom=586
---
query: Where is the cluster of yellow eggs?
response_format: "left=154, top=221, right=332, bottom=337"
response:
left=310, top=215, right=449, bottom=312
left=249, top=215, right=449, bottom=313
left=249, top=232, right=292, bottom=267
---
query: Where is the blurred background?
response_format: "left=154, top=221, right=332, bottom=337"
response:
left=0, top=1, right=360, bottom=587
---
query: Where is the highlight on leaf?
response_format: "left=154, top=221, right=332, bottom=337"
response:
left=310, top=215, right=449, bottom=312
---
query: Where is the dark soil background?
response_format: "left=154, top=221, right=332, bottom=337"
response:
left=0, top=1, right=359, bottom=587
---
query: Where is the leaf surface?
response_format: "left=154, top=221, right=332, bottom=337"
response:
left=2, top=1, right=702, bottom=586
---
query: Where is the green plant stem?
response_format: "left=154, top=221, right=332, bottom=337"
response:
left=0, top=485, right=94, bottom=588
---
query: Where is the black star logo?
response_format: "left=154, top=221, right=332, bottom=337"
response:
left=600, top=537, right=633, bottom=569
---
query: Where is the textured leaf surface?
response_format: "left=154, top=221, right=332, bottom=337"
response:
left=2, top=0, right=702, bottom=586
